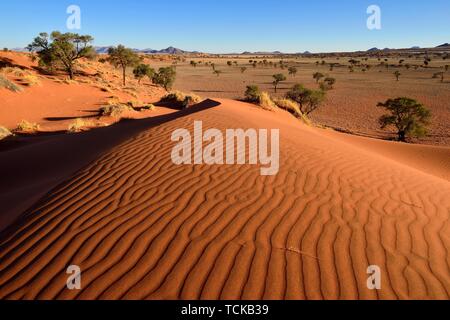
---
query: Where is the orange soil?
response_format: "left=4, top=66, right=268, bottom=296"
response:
left=0, top=98, right=449, bottom=300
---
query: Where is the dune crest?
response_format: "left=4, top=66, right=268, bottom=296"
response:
left=0, top=99, right=449, bottom=300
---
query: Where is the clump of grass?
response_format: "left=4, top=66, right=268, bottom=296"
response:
left=127, top=100, right=144, bottom=108
left=23, top=74, right=41, bottom=86
left=2, top=67, right=25, bottom=77
left=274, top=98, right=301, bottom=116
left=258, top=92, right=276, bottom=111
left=141, top=104, right=155, bottom=111
left=0, top=74, right=23, bottom=92
left=100, top=104, right=133, bottom=117
left=0, top=126, right=13, bottom=140
left=68, top=118, right=92, bottom=133
left=17, top=120, right=40, bottom=132
left=161, top=91, right=203, bottom=105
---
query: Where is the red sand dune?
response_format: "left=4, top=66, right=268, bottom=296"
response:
left=0, top=99, right=449, bottom=300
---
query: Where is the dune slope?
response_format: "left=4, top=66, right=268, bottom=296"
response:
left=0, top=99, right=449, bottom=300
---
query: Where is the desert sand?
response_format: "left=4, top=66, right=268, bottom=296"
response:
left=0, top=98, right=449, bottom=300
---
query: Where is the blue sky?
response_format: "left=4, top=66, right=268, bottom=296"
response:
left=0, top=0, right=449, bottom=53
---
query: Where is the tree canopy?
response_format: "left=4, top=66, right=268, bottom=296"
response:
left=378, top=97, right=431, bottom=142
left=27, top=31, right=95, bottom=79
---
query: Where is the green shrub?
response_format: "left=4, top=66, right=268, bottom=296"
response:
left=286, top=84, right=326, bottom=115
left=152, top=67, right=176, bottom=90
left=244, top=85, right=261, bottom=102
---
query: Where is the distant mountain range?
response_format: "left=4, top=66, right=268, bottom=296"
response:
left=9, top=43, right=449, bottom=55
left=94, top=46, right=199, bottom=54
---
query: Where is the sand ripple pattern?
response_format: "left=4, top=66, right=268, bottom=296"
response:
left=0, top=102, right=449, bottom=300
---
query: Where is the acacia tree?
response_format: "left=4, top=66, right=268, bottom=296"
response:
left=272, top=73, right=286, bottom=93
left=313, top=72, right=324, bottom=83
left=286, top=84, right=325, bottom=115
left=288, top=66, right=298, bottom=77
left=107, top=45, right=141, bottom=85
left=320, top=77, right=336, bottom=90
left=377, top=97, right=431, bottom=142
left=133, top=64, right=155, bottom=84
left=152, top=67, right=176, bottom=90
left=27, top=31, right=95, bottom=79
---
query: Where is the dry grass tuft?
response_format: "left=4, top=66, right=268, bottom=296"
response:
left=100, top=104, right=134, bottom=117
left=16, top=120, right=40, bottom=132
left=162, top=91, right=203, bottom=105
left=23, top=74, right=41, bottom=86
left=68, top=118, right=92, bottom=133
left=258, top=92, right=276, bottom=111
left=0, top=74, right=23, bottom=92
left=0, top=126, right=13, bottom=140
left=141, top=104, right=156, bottom=111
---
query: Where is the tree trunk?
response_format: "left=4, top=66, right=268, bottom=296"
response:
left=398, top=131, right=406, bottom=142
left=122, top=67, right=126, bottom=86
left=68, top=68, right=74, bottom=80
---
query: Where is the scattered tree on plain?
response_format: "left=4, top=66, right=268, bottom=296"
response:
left=313, top=72, right=324, bottom=83
left=272, top=73, right=286, bottom=93
left=288, top=67, right=298, bottom=77
left=244, top=85, right=261, bottom=102
left=377, top=97, right=431, bottom=142
left=152, top=67, right=177, bottom=90
left=286, top=84, right=325, bottom=115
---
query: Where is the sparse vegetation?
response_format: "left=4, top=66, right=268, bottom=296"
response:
left=320, top=77, right=336, bottom=91
left=272, top=73, right=286, bottom=93
left=152, top=67, right=177, bottom=90
left=240, top=67, right=247, bottom=74
left=100, top=104, right=133, bottom=117
left=288, top=67, right=298, bottom=77
left=27, top=31, right=95, bottom=79
left=378, top=97, right=431, bottom=142
left=107, top=45, right=141, bottom=86
left=393, top=70, right=401, bottom=81
left=258, top=92, right=276, bottom=110
left=141, top=104, right=156, bottom=111
left=274, top=98, right=301, bottom=117
left=68, top=118, right=92, bottom=133
left=286, top=84, right=326, bottom=115
left=0, top=74, right=23, bottom=92
left=16, top=120, right=40, bottom=132
left=244, top=85, right=261, bottom=102
left=133, top=64, right=155, bottom=84
left=161, top=90, right=202, bottom=108
left=313, top=72, right=324, bottom=83
left=0, top=126, right=13, bottom=140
